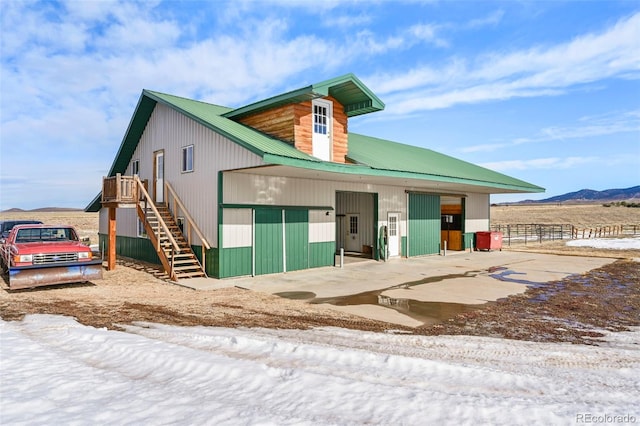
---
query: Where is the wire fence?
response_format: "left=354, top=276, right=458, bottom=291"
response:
left=490, top=223, right=640, bottom=246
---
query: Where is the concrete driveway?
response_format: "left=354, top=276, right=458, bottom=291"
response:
left=184, top=251, right=614, bottom=327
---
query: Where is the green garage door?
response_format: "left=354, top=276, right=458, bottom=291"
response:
left=254, top=208, right=310, bottom=275
left=408, top=193, right=440, bottom=256
left=285, top=209, right=309, bottom=272
left=254, top=209, right=284, bottom=275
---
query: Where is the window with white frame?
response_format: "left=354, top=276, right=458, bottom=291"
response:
left=132, top=159, right=140, bottom=176
left=137, top=217, right=148, bottom=238
left=182, top=145, right=194, bottom=173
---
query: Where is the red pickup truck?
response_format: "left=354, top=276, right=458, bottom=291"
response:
left=0, top=224, right=103, bottom=290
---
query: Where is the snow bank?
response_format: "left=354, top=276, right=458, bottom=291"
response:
left=1, top=315, right=639, bottom=425
left=566, top=236, right=640, bottom=250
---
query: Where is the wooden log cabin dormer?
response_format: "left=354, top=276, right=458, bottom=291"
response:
left=222, top=74, right=385, bottom=163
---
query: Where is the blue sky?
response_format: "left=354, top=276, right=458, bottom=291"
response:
left=1, top=0, right=639, bottom=210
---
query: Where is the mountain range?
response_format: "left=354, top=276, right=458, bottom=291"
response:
left=517, top=185, right=640, bottom=204
left=1, top=207, right=83, bottom=213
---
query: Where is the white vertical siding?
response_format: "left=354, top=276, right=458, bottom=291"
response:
left=309, top=210, right=335, bottom=243
left=222, top=209, right=252, bottom=248
left=465, top=193, right=490, bottom=232
left=99, top=207, right=137, bottom=237
left=99, top=103, right=264, bottom=248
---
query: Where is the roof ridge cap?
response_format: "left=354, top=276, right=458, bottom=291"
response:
left=143, top=89, right=231, bottom=109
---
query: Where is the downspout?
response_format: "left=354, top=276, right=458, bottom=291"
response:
left=406, top=191, right=410, bottom=258
left=282, top=209, right=286, bottom=273
left=217, top=171, right=224, bottom=278
left=252, top=209, right=256, bottom=277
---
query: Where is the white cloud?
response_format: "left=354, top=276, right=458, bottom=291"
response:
left=325, top=12, right=373, bottom=28
left=408, top=23, right=448, bottom=47
left=466, top=9, right=505, bottom=28
left=368, top=12, right=640, bottom=113
left=481, top=156, right=597, bottom=172
left=462, top=109, right=640, bottom=153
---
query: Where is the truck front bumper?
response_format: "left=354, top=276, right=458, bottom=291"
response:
left=8, top=259, right=103, bottom=290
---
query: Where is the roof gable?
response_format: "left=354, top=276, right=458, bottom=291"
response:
left=223, top=73, right=384, bottom=120
left=85, top=90, right=322, bottom=212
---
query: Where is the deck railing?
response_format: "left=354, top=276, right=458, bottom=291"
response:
left=102, top=174, right=138, bottom=204
left=165, top=181, right=211, bottom=272
left=135, top=176, right=181, bottom=280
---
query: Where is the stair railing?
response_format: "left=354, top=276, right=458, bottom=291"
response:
left=135, top=175, right=180, bottom=279
left=164, top=181, right=211, bottom=274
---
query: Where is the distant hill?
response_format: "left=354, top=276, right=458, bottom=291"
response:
left=1, top=207, right=83, bottom=213
left=515, top=186, right=640, bottom=204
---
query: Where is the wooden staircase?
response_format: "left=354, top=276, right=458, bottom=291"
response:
left=138, top=202, right=207, bottom=281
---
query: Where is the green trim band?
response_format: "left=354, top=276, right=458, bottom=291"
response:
left=221, top=204, right=333, bottom=210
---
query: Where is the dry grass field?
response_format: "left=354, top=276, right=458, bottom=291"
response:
left=491, top=203, right=640, bottom=227
left=490, top=203, right=640, bottom=258
left=0, top=211, right=99, bottom=244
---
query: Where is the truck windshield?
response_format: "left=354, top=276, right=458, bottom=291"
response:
left=15, top=228, right=78, bottom=243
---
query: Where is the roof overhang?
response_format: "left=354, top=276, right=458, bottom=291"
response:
left=223, top=73, right=385, bottom=120
left=224, top=155, right=545, bottom=195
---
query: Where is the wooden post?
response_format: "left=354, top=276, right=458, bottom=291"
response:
left=108, top=207, right=117, bottom=270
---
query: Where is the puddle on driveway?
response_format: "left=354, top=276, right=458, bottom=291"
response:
left=276, top=271, right=496, bottom=325
left=311, top=291, right=484, bottom=325
left=275, top=265, right=553, bottom=326
left=274, top=291, right=316, bottom=300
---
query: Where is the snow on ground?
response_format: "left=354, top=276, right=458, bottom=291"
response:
left=2, top=315, right=639, bottom=425
left=566, top=236, right=640, bottom=250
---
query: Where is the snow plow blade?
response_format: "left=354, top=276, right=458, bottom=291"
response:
left=8, top=260, right=103, bottom=290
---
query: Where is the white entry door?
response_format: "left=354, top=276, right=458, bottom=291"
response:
left=312, top=99, right=332, bottom=161
left=154, top=150, right=164, bottom=203
left=346, top=214, right=360, bottom=252
left=387, top=213, right=400, bottom=257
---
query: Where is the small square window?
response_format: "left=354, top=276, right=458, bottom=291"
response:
left=182, top=145, right=194, bottom=173
left=137, top=218, right=148, bottom=238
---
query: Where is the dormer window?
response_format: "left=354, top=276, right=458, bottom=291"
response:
left=312, top=99, right=332, bottom=161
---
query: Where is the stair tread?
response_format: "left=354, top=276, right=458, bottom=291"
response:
left=139, top=200, right=206, bottom=280
left=175, top=272, right=207, bottom=278
left=174, top=264, right=202, bottom=270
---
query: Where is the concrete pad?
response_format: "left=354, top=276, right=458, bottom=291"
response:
left=177, top=251, right=616, bottom=327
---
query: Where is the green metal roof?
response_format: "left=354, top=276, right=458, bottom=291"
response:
left=345, top=133, right=544, bottom=192
left=145, top=91, right=316, bottom=161
left=86, top=75, right=542, bottom=212
left=223, top=73, right=385, bottom=119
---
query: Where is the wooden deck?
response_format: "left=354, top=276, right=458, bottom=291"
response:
left=101, top=174, right=139, bottom=207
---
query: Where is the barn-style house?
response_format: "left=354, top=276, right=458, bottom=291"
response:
left=86, top=74, right=543, bottom=280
